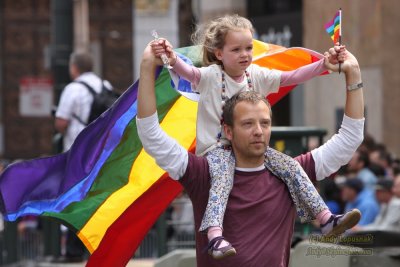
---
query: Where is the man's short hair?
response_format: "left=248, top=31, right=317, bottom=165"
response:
left=222, top=91, right=271, bottom=126
left=69, top=52, right=93, bottom=73
left=375, top=178, right=393, bottom=191
left=343, top=178, right=364, bottom=194
left=357, top=149, right=370, bottom=167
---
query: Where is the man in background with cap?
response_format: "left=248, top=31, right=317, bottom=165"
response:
left=341, top=178, right=379, bottom=226
left=354, top=176, right=400, bottom=232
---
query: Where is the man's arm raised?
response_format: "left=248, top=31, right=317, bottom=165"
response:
left=311, top=47, right=365, bottom=180
left=137, top=45, right=159, bottom=119
left=136, top=44, right=188, bottom=180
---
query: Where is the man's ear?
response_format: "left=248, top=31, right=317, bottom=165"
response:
left=215, top=49, right=223, bottom=61
left=224, top=124, right=233, bottom=141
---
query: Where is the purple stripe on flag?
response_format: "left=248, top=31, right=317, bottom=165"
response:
left=324, top=11, right=340, bottom=30
left=0, top=80, right=138, bottom=215
left=4, top=87, right=139, bottom=221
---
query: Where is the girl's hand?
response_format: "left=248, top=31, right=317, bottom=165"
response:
left=150, top=39, right=177, bottom=66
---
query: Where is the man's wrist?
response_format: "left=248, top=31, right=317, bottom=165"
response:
left=345, top=66, right=362, bottom=86
left=140, top=58, right=157, bottom=71
left=347, top=82, right=363, bottom=91
left=170, top=53, right=178, bottom=67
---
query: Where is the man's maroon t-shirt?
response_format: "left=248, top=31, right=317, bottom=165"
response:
left=179, top=152, right=316, bottom=267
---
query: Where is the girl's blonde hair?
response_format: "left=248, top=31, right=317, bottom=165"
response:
left=192, top=14, right=254, bottom=66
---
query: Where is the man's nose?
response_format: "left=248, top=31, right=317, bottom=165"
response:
left=253, top=123, right=263, bottom=135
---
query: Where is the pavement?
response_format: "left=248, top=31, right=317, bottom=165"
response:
left=21, top=259, right=156, bottom=267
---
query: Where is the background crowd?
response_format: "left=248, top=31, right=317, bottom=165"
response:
left=319, top=133, right=400, bottom=233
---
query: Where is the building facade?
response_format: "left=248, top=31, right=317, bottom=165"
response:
left=0, top=0, right=133, bottom=158
left=303, top=0, right=400, bottom=157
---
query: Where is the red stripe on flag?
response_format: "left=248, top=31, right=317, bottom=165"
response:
left=86, top=174, right=183, bottom=267
left=87, top=143, right=197, bottom=266
left=266, top=85, right=296, bottom=106
left=266, top=54, right=327, bottom=106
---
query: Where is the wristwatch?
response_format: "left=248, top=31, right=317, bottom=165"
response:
left=347, top=82, right=363, bottom=91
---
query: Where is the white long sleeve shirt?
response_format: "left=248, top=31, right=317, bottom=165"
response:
left=137, top=112, right=365, bottom=181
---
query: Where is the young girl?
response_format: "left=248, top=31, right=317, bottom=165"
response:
left=151, top=14, right=360, bottom=260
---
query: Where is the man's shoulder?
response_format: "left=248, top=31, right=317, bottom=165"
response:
left=359, top=168, right=376, bottom=179
left=389, top=198, right=400, bottom=211
left=182, top=153, right=208, bottom=176
left=359, top=190, right=379, bottom=206
left=76, top=72, right=101, bottom=81
left=75, top=72, right=104, bottom=92
left=60, top=82, right=86, bottom=100
left=294, top=152, right=317, bottom=180
left=179, top=153, right=209, bottom=192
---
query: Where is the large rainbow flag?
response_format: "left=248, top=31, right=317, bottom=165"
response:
left=0, top=40, right=325, bottom=266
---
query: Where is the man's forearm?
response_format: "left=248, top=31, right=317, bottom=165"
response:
left=311, top=115, right=364, bottom=180
left=344, top=59, right=364, bottom=119
left=137, top=59, right=158, bottom=119
left=137, top=112, right=188, bottom=180
left=54, top=118, right=68, bottom=134
left=137, top=49, right=189, bottom=180
left=312, top=51, right=365, bottom=180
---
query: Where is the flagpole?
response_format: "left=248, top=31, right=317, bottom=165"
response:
left=339, top=8, right=342, bottom=74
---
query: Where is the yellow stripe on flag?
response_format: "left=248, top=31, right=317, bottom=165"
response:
left=78, top=96, right=198, bottom=252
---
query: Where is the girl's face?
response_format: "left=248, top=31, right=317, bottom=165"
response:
left=215, top=29, right=253, bottom=77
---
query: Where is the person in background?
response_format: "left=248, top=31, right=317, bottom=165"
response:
left=369, top=144, right=393, bottom=178
left=322, top=178, right=344, bottom=214
left=55, top=52, right=112, bottom=152
left=54, top=52, right=112, bottom=262
left=340, top=177, right=379, bottom=226
left=346, top=148, right=377, bottom=190
left=353, top=177, right=400, bottom=232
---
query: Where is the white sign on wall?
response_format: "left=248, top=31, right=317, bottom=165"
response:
left=19, top=77, right=53, bottom=117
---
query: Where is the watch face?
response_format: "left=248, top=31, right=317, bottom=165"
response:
left=347, top=82, right=363, bottom=90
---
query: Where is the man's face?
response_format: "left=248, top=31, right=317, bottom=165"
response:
left=224, top=100, right=271, bottom=168
left=375, top=189, right=392, bottom=204
left=392, top=175, right=400, bottom=197
left=341, top=186, right=357, bottom=202
left=69, top=64, right=79, bottom=80
left=347, top=151, right=362, bottom=173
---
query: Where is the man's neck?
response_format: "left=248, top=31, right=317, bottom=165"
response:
left=236, top=164, right=265, bottom=172
left=235, top=157, right=265, bottom=169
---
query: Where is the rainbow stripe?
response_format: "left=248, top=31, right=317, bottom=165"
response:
left=325, top=10, right=341, bottom=43
left=0, top=40, right=325, bottom=266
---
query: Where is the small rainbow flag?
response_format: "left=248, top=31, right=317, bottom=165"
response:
left=325, top=9, right=342, bottom=44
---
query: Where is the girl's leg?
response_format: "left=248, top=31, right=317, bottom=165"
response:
left=201, top=147, right=235, bottom=231
left=202, top=147, right=236, bottom=259
left=264, top=147, right=360, bottom=235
